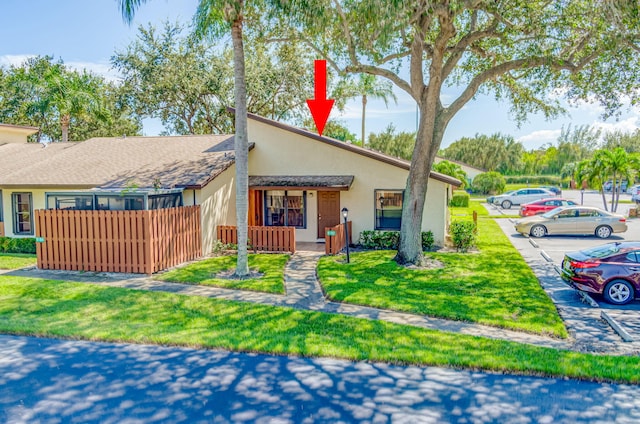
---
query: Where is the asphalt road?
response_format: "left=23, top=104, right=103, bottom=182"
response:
left=2, top=334, right=640, bottom=423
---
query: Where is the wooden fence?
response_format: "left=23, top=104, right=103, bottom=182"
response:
left=35, top=206, right=201, bottom=274
left=325, top=221, right=352, bottom=255
left=217, top=225, right=296, bottom=253
left=0, top=222, right=4, bottom=237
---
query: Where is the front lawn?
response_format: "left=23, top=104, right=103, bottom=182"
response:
left=155, top=254, right=289, bottom=294
left=0, top=253, right=37, bottom=270
left=318, top=202, right=567, bottom=338
left=0, top=276, right=638, bottom=384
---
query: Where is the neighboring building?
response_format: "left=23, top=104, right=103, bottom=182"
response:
left=433, top=156, right=485, bottom=187
left=0, top=123, right=39, bottom=144
left=0, top=115, right=460, bottom=250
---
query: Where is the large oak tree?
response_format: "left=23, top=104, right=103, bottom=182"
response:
left=276, top=0, right=640, bottom=265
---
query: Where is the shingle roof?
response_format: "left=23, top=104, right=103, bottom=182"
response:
left=249, top=175, right=354, bottom=190
left=0, top=135, right=237, bottom=189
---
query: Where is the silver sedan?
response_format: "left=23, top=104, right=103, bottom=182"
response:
left=514, top=206, right=628, bottom=238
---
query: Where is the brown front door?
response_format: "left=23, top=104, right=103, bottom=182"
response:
left=317, top=191, right=341, bottom=238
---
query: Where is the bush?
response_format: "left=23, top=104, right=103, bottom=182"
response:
left=472, top=172, right=506, bottom=194
left=359, top=230, right=435, bottom=251
left=449, top=190, right=470, bottom=207
left=449, top=221, right=476, bottom=252
left=0, top=237, right=36, bottom=254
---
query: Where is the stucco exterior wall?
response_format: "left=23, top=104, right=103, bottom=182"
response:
left=0, top=127, right=34, bottom=144
left=197, top=166, right=236, bottom=254
left=1, top=188, right=57, bottom=237
left=246, top=120, right=450, bottom=246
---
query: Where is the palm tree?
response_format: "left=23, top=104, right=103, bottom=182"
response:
left=119, top=0, right=251, bottom=277
left=433, top=160, right=468, bottom=189
left=352, top=74, right=396, bottom=146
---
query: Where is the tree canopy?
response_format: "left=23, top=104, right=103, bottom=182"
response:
left=0, top=56, right=140, bottom=142
left=274, top=0, right=640, bottom=264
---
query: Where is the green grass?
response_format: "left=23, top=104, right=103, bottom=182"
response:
left=0, top=253, right=37, bottom=270
left=0, top=276, right=638, bottom=383
left=154, top=254, right=289, bottom=294
left=318, top=201, right=567, bottom=338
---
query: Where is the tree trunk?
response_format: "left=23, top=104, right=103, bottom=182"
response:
left=231, top=16, right=250, bottom=277
left=361, top=95, right=367, bottom=146
left=395, top=102, right=444, bottom=266
left=61, top=114, right=70, bottom=143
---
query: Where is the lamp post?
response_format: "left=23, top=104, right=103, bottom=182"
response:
left=341, top=207, right=350, bottom=263
left=379, top=196, right=385, bottom=228
left=581, top=188, right=584, bottom=205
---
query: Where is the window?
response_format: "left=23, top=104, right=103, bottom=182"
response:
left=375, top=189, right=403, bottom=230
left=12, top=193, right=33, bottom=235
left=264, top=190, right=306, bottom=228
left=96, top=195, right=144, bottom=211
left=149, top=193, right=182, bottom=210
left=47, top=194, right=94, bottom=210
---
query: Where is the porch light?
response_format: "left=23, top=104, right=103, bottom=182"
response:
left=341, top=207, right=350, bottom=263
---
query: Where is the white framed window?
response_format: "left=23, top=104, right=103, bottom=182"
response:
left=12, top=192, right=33, bottom=235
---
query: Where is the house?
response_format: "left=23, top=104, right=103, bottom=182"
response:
left=0, top=114, right=460, bottom=253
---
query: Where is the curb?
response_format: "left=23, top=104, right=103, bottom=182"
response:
left=578, top=290, right=600, bottom=308
left=528, top=239, right=538, bottom=248
left=601, top=311, right=635, bottom=342
left=540, top=250, right=553, bottom=263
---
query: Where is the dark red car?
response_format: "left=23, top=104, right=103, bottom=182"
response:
left=561, top=242, right=640, bottom=305
left=519, top=198, right=577, bottom=217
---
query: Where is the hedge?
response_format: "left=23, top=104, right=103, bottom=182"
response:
left=359, top=230, right=435, bottom=251
left=0, top=237, right=37, bottom=254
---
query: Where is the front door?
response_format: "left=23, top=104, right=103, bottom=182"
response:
left=317, top=191, right=341, bottom=239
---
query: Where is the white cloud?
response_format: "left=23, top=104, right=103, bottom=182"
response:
left=1, top=55, right=121, bottom=82
left=516, top=129, right=562, bottom=148
left=591, top=116, right=639, bottom=134
left=0, top=54, right=35, bottom=67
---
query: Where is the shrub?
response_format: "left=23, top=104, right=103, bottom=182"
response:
left=359, top=230, right=435, bottom=251
left=504, top=175, right=562, bottom=185
left=449, top=221, right=476, bottom=252
left=0, top=237, right=36, bottom=254
left=472, top=172, right=506, bottom=194
left=449, top=190, right=470, bottom=207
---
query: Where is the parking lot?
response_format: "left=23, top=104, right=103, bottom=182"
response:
left=490, top=189, right=640, bottom=348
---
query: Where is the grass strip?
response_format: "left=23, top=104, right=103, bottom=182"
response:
left=0, top=276, right=637, bottom=384
left=0, top=253, right=37, bottom=270
left=319, top=202, right=567, bottom=337
left=155, top=254, right=289, bottom=294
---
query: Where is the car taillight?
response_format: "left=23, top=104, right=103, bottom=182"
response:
left=570, top=260, right=600, bottom=269
left=619, top=218, right=626, bottom=222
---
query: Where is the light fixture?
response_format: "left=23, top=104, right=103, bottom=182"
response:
left=341, top=207, right=350, bottom=263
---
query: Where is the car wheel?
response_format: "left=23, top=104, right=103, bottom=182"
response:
left=501, top=200, right=512, bottom=209
left=603, top=280, right=634, bottom=305
left=530, top=225, right=546, bottom=238
left=595, top=225, right=612, bottom=239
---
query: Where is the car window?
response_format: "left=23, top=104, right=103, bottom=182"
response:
left=563, top=200, right=577, bottom=206
left=578, top=209, right=598, bottom=217
left=625, top=252, right=640, bottom=263
left=516, top=190, right=527, bottom=195
left=544, top=200, right=556, bottom=206
left=557, top=209, right=577, bottom=218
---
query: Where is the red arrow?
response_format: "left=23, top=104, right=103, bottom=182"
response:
left=306, top=60, right=335, bottom=136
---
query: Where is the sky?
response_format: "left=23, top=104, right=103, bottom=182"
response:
left=2, top=0, right=639, bottom=150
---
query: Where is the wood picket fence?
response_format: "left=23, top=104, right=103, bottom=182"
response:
left=217, top=225, right=296, bottom=253
left=325, top=221, right=352, bottom=255
left=35, top=206, right=201, bottom=274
